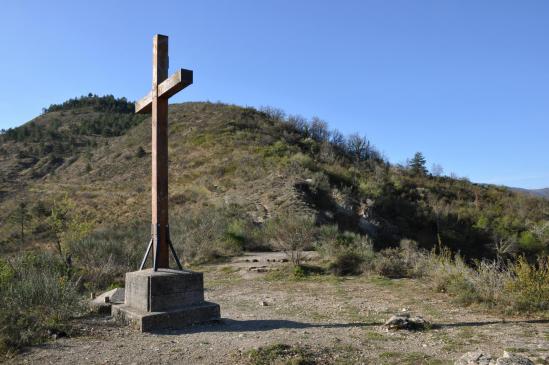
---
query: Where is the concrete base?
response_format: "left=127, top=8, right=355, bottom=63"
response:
left=112, top=301, right=220, bottom=332
left=113, top=268, right=220, bottom=332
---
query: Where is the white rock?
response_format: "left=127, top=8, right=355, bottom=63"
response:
left=92, top=288, right=125, bottom=305
left=384, top=313, right=430, bottom=331
left=455, top=351, right=495, bottom=365
left=495, top=352, right=534, bottom=365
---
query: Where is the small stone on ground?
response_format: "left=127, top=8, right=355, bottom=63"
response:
left=495, top=351, right=534, bottom=365
left=455, top=351, right=535, bottom=365
left=90, top=287, right=125, bottom=314
left=383, top=313, right=430, bottom=331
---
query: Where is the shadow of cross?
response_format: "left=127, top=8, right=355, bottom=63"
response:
left=135, top=34, right=193, bottom=271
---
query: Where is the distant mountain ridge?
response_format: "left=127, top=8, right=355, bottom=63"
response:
left=511, top=187, right=549, bottom=199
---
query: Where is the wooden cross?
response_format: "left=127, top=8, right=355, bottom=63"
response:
left=135, top=34, right=193, bottom=270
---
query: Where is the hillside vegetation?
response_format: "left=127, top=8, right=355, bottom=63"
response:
left=0, top=96, right=548, bottom=353
left=1, top=97, right=547, bottom=259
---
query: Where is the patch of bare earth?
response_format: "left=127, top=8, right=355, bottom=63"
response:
left=11, top=253, right=549, bottom=364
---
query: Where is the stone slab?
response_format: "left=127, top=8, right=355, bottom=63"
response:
left=90, top=288, right=126, bottom=314
left=112, top=301, right=221, bottom=332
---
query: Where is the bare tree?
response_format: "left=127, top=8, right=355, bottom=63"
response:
left=260, top=106, right=286, bottom=121
left=330, top=129, right=346, bottom=150
left=431, top=163, right=444, bottom=177
left=347, top=133, right=370, bottom=163
left=287, top=114, right=309, bottom=135
left=310, top=117, right=330, bottom=142
left=266, top=215, right=317, bottom=265
left=493, top=236, right=518, bottom=262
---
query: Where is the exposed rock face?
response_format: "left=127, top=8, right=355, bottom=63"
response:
left=455, top=351, right=534, bottom=365
left=383, top=313, right=430, bottom=331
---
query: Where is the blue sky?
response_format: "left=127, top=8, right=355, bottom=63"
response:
left=1, top=0, right=548, bottom=188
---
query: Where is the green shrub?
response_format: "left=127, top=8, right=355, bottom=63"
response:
left=261, top=140, right=290, bottom=158
left=417, top=249, right=468, bottom=291
left=373, top=248, right=412, bottom=278
left=506, top=256, right=549, bottom=312
left=415, top=248, right=548, bottom=313
left=171, top=205, right=251, bottom=264
left=0, top=259, right=14, bottom=288
left=289, top=152, right=314, bottom=170
left=224, top=219, right=251, bottom=252
left=317, top=226, right=374, bottom=276
left=135, top=146, right=146, bottom=158
left=308, top=171, right=330, bottom=194
left=317, top=226, right=373, bottom=258
left=329, top=252, right=364, bottom=276
left=244, top=343, right=314, bottom=365
left=445, top=274, right=480, bottom=306
left=292, top=265, right=308, bottom=279
left=0, top=253, right=83, bottom=354
left=263, top=263, right=325, bottom=281
left=70, top=205, right=256, bottom=284
left=69, top=223, right=145, bottom=291
left=417, top=249, right=495, bottom=306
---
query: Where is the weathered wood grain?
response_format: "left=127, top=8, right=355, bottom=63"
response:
left=136, top=34, right=192, bottom=269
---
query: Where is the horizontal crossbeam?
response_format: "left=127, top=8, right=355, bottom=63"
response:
left=135, top=69, right=193, bottom=114
left=135, top=93, right=152, bottom=114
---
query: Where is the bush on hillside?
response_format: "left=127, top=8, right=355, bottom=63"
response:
left=0, top=253, right=82, bottom=354
left=265, top=214, right=317, bottom=265
left=69, top=223, right=146, bottom=291
left=68, top=205, right=260, bottom=288
left=407, top=248, right=548, bottom=312
left=372, top=248, right=413, bottom=278
left=328, top=252, right=365, bottom=276
left=135, top=146, right=146, bottom=158
left=317, top=226, right=373, bottom=257
left=317, top=225, right=375, bottom=276
left=506, top=256, right=549, bottom=312
left=171, top=205, right=254, bottom=264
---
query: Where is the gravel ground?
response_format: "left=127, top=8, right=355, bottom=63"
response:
left=9, top=253, right=549, bottom=365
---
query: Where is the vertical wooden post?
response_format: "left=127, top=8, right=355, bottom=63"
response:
left=136, top=34, right=192, bottom=271
left=151, top=35, right=170, bottom=268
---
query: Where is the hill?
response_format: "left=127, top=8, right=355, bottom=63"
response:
left=512, top=187, right=549, bottom=199
left=532, top=188, right=549, bottom=198
left=1, top=96, right=548, bottom=357
left=1, top=97, right=548, bottom=260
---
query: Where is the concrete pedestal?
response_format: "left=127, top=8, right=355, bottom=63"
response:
left=112, top=268, right=220, bottom=332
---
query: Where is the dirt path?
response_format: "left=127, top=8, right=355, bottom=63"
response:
left=10, top=253, right=549, bottom=364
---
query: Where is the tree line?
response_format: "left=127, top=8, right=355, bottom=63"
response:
left=42, top=93, right=134, bottom=114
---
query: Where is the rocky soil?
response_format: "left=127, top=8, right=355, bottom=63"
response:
left=9, top=253, right=549, bottom=365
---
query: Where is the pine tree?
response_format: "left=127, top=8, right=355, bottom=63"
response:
left=9, top=202, right=30, bottom=245
left=409, top=152, right=428, bottom=176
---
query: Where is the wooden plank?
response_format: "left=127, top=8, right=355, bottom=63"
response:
left=158, top=69, right=193, bottom=99
left=135, top=34, right=193, bottom=270
left=135, top=92, right=152, bottom=114
left=135, top=70, right=193, bottom=113
left=151, top=34, right=170, bottom=268
left=152, top=34, right=169, bottom=88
